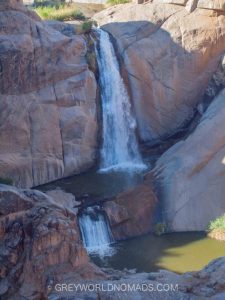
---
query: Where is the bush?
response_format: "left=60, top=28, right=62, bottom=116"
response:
left=34, top=4, right=85, bottom=21
left=208, top=214, right=225, bottom=231
left=0, top=177, right=13, bottom=185
left=76, top=20, right=96, bottom=35
left=107, top=0, right=130, bottom=5
left=82, top=20, right=94, bottom=33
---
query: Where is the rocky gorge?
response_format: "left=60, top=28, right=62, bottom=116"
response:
left=0, top=0, right=225, bottom=299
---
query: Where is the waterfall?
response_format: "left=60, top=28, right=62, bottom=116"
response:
left=78, top=206, right=114, bottom=256
left=95, top=29, right=146, bottom=172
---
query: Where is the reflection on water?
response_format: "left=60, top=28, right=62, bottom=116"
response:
left=91, top=232, right=225, bottom=274
left=38, top=168, right=145, bottom=198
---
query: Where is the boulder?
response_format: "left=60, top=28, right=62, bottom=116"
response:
left=0, top=0, right=98, bottom=188
left=94, top=3, right=225, bottom=144
left=0, top=0, right=41, bottom=20
left=43, top=20, right=77, bottom=37
left=0, top=184, right=104, bottom=299
left=104, top=176, right=157, bottom=240
left=46, top=189, right=80, bottom=213
left=153, top=89, right=225, bottom=231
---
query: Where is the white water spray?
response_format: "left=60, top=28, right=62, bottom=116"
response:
left=79, top=206, right=114, bottom=256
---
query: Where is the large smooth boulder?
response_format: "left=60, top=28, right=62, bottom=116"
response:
left=153, top=89, right=225, bottom=231
left=94, top=3, right=225, bottom=144
left=0, top=0, right=98, bottom=188
left=0, top=184, right=104, bottom=299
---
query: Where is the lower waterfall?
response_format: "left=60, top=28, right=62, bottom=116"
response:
left=95, top=29, right=146, bottom=172
left=78, top=206, right=114, bottom=256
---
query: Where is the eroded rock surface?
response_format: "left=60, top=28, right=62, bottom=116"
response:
left=94, top=2, right=225, bottom=144
left=0, top=0, right=98, bottom=188
left=49, top=257, right=225, bottom=299
left=0, top=184, right=104, bottom=299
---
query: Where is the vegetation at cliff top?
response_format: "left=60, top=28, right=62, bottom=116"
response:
left=76, top=20, right=97, bottom=34
left=208, top=214, right=225, bottom=231
left=107, top=0, right=131, bottom=5
left=34, top=4, right=86, bottom=21
left=33, top=1, right=104, bottom=21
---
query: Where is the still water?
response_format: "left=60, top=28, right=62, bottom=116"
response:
left=37, top=170, right=225, bottom=275
left=38, top=168, right=144, bottom=198
left=91, top=232, right=225, bottom=274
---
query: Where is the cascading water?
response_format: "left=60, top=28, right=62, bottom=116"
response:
left=78, top=30, right=146, bottom=257
left=78, top=206, right=114, bottom=256
left=95, top=29, right=146, bottom=172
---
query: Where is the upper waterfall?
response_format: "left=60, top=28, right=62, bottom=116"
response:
left=95, top=29, right=146, bottom=172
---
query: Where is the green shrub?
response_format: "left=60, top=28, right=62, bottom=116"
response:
left=34, top=4, right=85, bottom=21
left=76, top=20, right=96, bottom=35
left=0, top=177, right=13, bottom=185
left=82, top=20, right=94, bottom=33
left=208, top=214, right=225, bottom=231
left=107, top=0, right=130, bottom=5
left=153, top=222, right=167, bottom=236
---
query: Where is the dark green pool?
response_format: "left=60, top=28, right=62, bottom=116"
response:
left=38, top=168, right=145, bottom=198
left=37, top=170, right=225, bottom=275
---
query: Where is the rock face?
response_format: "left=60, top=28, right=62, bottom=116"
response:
left=0, top=184, right=104, bottom=299
left=94, top=2, right=225, bottom=144
left=104, top=176, right=157, bottom=240
left=197, top=0, right=225, bottom=12
left=158, top=0, right=225, bottom=13
left=0, top=0, right=41, bottom=20
left=49, top=257, right=225, bottom=299
left=0, top=0, right=98, bottom=188
left=154, top=89, right=225, bottom=231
